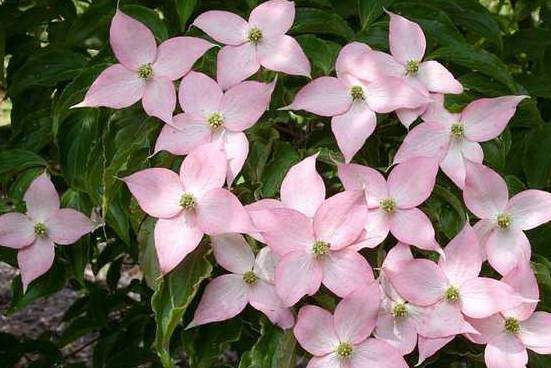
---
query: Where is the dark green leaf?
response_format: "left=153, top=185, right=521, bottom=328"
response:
left=0, top=149, right=47, bottom=176
left=358, top=0, right=393, bottom=29
left=523, top=124, right=551, bottom=188
left=292, top=8, right=355, bottom=40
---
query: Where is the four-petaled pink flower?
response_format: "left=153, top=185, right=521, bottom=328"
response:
left=0, top=173, right=94, bottom=290
left=395, top=94, right=528, bottom=188
left=188, top=234, right=293, bottom=329
left=193, top=0, right=310, bottom=90
left=463, top=161, right=551, bottom=275
left=284, top=42, right=430, bottom=162
left=74, top=10, right=213, bottom=124
left=123, top=143, right=254, bottom=274
left=338, top=157, right=441, bottom=252
left=155, top=71, right=275, bottom=185
left=294, top=284, right=409, bottom=368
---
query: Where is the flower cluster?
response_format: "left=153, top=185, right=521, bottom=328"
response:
left=1, top=1, right=551, bottom=367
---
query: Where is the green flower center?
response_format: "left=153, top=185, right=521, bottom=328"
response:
left=350, top=85, right=365, bottom=101
left=405, top=60, right=420, bottom=75
left=137, top=63, right=153, bottom=80
left=312, top=241, right=330, bottom=257
left=497, top=213, right=512, bottom=229
left=207, top=112, right=224, bottom=129
left=445, top=286, right=460, bottom=302
left=380, top=198, right=397, bottom=214
left=451, top=123, right=464, bottom=138
left=179, top=193, right=196, bottom=210
left=336, top=342, right=353, bottom=359
left=392, top=303, right=408, bottom=319
left=504, top=317, right=520, bottom=334
left=248, top=27, right=263, bottom=44
left=243, top=271, right=257, bottom=285
left=34, top=222, right=47, bottom=238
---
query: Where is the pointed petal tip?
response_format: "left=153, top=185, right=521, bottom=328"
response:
left=70, top=101, right=88, bottom=109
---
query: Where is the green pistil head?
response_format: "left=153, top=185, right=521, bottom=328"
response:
left=179, top=193, right=196, bottom=210
left=451, top=123, right=464, bottom=138
left=497, top=213, right=512, bottom=229
left=336, top=342, right=353, bottom=359
left=248, top=27, right=263, bottom=44
left=34, top=222, right=47, bottom=238
left=380, top=198, right=397, bottom=214
left=392, top=303, right=408, bottom=319
left=350, top=85, right=365, bottom=101
left=445, top=286, right=460, bottom=303
left=137, top=63, right=153, bottom=80
left=504, top=317, right=520, bottom=334
left=312, top=241, right=330, bottom=257
left=406, top=60, right=420, bottom=75
left=243, top=271, right=257, bottom=285
left=207, top=112, right=224, bottom=129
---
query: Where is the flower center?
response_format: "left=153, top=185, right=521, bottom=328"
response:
left=450, top=123, right=464, bottom=138
left=336, top=342, right=353, bottom=359
left=405, top=60, right=420, bottom=75
left=380, top=198, right=397, bottom=214
left=179, top=193, right=196, bottom=210
left=392, top=302, right=408, bottom=319
left=504, top=317, right=520, bottom=334
left=242, top=271, right=257, bottom=285
left=207, top=112, right=224, bottom=129
left=497, top=213, right=512, bottom=229
left=445, top=286, right=460, bottom=302
left=137, top=63, right=153, bottom=80
left=34, top=222, right=47, bottom=238
left=312, top=241, right=330, bottom=257
left=350, top=85, right=365, bottom=101
left=248, top=27, right=263, bottom=44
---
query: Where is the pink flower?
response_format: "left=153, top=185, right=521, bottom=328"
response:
left=466, top=262, right=551, bottom=368
left=74, top=10, right=213, bottom=124
left=193, top=0, right=310, bottom=90
left=338, top=157, right=441, bottom=252
left=123, top=143, right=254, bottom=274
left=463, top=161, right=551, bottom=275
left=284, top=42, right=430, bottom=163
left=293, top=284, right=409, bottom=368
left=154, top=71, right=275, bottom=185
left=259, top=190, right=373, bottom=306
left=394, top=95, right=528, bottom=188
left=0, top=173, right=94, bottom=290
left=389, top=224, right=529, bottom=339
left=187, top=234, right=293, bottom=329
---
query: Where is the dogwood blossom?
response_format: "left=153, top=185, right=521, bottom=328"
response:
left=0, top=173, right=94, bottom=289
left=193, top=0, right=310, bottom=90
left=73, top=10, right=213, bottom=124
left=463, top=161, right=551, bottom=275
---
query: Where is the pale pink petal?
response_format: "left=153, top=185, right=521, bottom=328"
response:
left=334, top=283, right=380, bottom=344
left=257, top=35, right=311, bottom=77
left=322, top=249, right=374, bottom=298
left=465, top=314, right=504, bottom=344
left=257, top=208, right=314, bottom=255
left=485, top=333, right=528, bottom=368
left=245, top=199, right=285, bottom=242
left=395, top=105, right=427, bottom=129
left=485, top=228, right=531, bottom=276
left=335, top=42, right=372, bottom=78
left=110, top=10, right=157, bottom=70
left=331, top=103, right=376, bottom=163
left=363, top=209, right=391, bottom=247
left=502, top=261, right=539, bottom=321
left=211, top=233, right=255, bottom=274
left=45, top=209, right=93, bottom=245
left=221, top=80, right=274, bottom=131
left=374, top=314, right=417, bottom=355
left=388, top=157, right=439, bottom=208
left=196, top=188, right=254, bottom=235
left=17, top=237, right=55, bottom=291
left=283, top=76, right=350, bottom=117
left=248, top=0, right=295, bottom=37
left=217, top=44, right=261, bottom=90
left=389, top=208, right=439, bottom=252
left=24, top=173, right=60, bottom=221
left=178, top=71, right=223, bottom=116
left=519, top=312, right=551, bottom=353
left=220, top=131, right=249, bottom=186
left=460, top=277, right=528, bottom=318
left=253, top=246, right=278, bottom=283
left=337, top=164, right=388, bottom=207
left=73, top=64, right=144, bottom=109
left=388, top=11, right=426, bottom=64
left=506, top=190, right=551, bottom=230
left=152, top=37, right=214, bottom=80
left=154, top=213, right=203, bottom=274
left=192, top=10, right=248, bottom=45
left=123, top=168, right=183, bottom=219
left=414, top=301, right=478, bottom=338
left=248, top=280, right=294, bottom=329
left=417, top=336, right=454, bottom=366
left=154, top=113, right=211, bottom=155
left=416, top=60, right=463, bottom=94
left=364, top=77, right=430, bottom=113
left=440, top=139, right=484, bottom=189
left=142, top=77, right=176, bottom=124
left=439, top=224, right=482, bottom=286
left=306, top=354, right=341, bottom=368
left=421, top=93, right=460, bottom=124
left=464, top=161, right=509, bottom=219
left=294, top=305, right=339, bottom=356
left=389, top=259, right=448, bottom=306
left=187, top=274, right=248, bottom=327
left=382, top=243, right=413, bottom=273
left=473, top=219, right=495, bottom=259
left=0, top=213, right=35, bottom=249
left=275, top=251, right=322, bottom=306
left=179, top=143, right=226, bottom=197
left=350, top=338, right=409, bottom=368
left=462, top=96, right=528, bottom=142
left=393, top=122, right=451, bottom=164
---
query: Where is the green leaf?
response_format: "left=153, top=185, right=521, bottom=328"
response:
left=523, top=124, right=551, bottom=189
left=292, top=8, right=355, bottom=40
left=151, top=244, right=213, bottom=367
left=138, top=217, right=161, bottom=289
left=0, top=149, right=47, bottom=176
left=296, top=35, right=340, bottom=76
left=173, top=0, right=198, bottom=30
left=260, top=141, right=300, bottom=198
left=358, top=0, right=393, bottom=29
